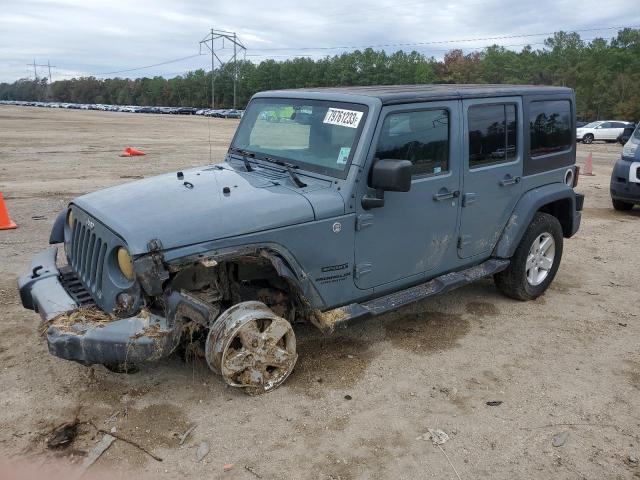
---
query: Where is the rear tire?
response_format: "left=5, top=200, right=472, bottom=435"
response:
left=582, top=134, right=594, bottom=144
left=612, top=199, right=634, bottom=211
left=494, top=213, right=563, bottom=301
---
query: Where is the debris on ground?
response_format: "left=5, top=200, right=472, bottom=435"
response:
left=46, top=419, right=80, bottom=449
left=344, top=394, right=352, bottom=400
left=104, top=412, right=119, bottom=424
left=245, top=465, right=263, bottom=478
left=178, top=424, right=197, bottom=445
left=628, top=454, right=638, bottom=465
left=486, top=400, right=503, bottom=406
left=96, top=427, right=162, bottom=462
left=76, top=433, right=115, bottom=475
left=427, top=428, right=450, bottom=446
left=552, top=431, right=569, bottom=447
left=223, top=463, right=234, bottom=472
left=196, top=440, right=210, bottom=462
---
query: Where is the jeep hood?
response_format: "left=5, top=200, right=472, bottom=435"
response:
left=73, top=165, right=338, bottom=255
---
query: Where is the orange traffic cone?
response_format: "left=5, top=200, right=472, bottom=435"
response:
left=119, top=146, right=146, bottom=157
left=126, top=146, right=145, bottom=156
left=581, top=152, right=595, bottom=176
left=0, top=192, right=17, bottom=230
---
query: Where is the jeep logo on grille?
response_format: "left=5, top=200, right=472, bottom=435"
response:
left=86, top=219, right=95, bottom=229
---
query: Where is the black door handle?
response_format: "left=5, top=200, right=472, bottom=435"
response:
left=433, top=189, right=460, bottom=201
left=500, top=175, right=521, bottom=186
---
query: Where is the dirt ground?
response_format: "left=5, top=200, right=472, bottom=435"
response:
left=1, top=105, right=639, bottom=479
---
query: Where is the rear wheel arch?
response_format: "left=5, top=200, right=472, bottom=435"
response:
left=537, top=198, right=574, bottom=237
left=493, top=184, right=577, bottom=259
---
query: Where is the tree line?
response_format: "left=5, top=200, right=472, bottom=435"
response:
left=1, top=29, right=638, bottom=121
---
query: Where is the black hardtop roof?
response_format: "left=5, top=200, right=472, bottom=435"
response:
left=263, top=84, right=573, bottom=105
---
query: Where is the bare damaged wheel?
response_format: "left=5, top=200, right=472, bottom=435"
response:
left=205, top=301, right=298, bottom=395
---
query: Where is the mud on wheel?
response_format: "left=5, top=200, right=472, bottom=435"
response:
left=205, top=301, right=298, bottom=395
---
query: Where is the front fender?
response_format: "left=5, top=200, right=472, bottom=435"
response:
left=165, top=243, right=326, bottom=309
left=49, top=210, right=66, bottom=244
left=493, top=183, right=581, bottom=259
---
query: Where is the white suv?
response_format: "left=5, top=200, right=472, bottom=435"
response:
left=577, top=120, right=633, bottom=144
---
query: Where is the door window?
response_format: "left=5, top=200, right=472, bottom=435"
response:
left=468, top=104, right=517, bottom=168
left=529, top=100, right=572, bottom=156
left=375, top=109, right=449, bottom=177
left=600, top=122, right=613, bottom=129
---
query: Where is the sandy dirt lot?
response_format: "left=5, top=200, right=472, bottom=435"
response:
left=1, top=105, right=639, bottom=479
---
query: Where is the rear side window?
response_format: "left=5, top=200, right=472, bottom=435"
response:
left=375, top=109, right=449, bottom=177
left=529, top=100, right=572, bottom=156
left=468, top=104, right=517, bottom=168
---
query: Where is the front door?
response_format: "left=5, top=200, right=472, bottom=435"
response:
left=458, top=98, right=523, bottom=259
left=354, top=101, right=462, bottom=290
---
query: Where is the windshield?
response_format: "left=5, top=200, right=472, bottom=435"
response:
left=582, top=122, right=601, bottom=128
left=230, top=98, right=368, bottom=177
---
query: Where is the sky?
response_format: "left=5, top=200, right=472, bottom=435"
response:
left=0, top=0, right=638, bottom=82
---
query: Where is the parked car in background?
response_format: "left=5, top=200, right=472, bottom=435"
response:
left=617, top=124, right=637, bottom=145
left=577, top=120, right=634, bottom=144
left=223, top=109, right=242, bottom=119
left=174, top=107, right=197, bottom=115
left=610, top=123, right=640, bottom=210
left=0, top=100, right=241, bottom=118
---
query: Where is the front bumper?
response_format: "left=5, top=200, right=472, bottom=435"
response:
left=610, top=176, right=640, bottom=204
left=18, top=247, right=180, bottom=366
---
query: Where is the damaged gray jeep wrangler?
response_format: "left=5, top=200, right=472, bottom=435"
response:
left=19, top=85, right=584, bottom=394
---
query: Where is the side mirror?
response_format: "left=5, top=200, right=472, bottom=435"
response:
left=370, top=159, right=412, bottom=192
left=362, top=159, right=412, bottom=210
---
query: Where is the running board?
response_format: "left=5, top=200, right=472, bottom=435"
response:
left=316, top=258, right=509, bottom=332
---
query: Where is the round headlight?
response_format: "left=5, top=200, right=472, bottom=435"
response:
left=67, top=210, right=74, bottom=229
left=117, top=247, right=135, bottom=281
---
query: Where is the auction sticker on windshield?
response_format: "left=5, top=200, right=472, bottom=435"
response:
left=323, top=108, right=363, bottom=129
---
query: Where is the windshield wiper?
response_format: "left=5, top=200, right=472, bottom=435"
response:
left=228, top=147, right=254, bottom=172
left=261, top=157, right=307, bottom=188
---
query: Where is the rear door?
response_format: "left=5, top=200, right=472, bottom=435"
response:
left=458, top=97, right=523, bottom=259
left=597, top=122, right=615, bottom=140
left=611, top=122, right=629, bottom=140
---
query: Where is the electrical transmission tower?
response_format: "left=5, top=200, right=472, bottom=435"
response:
left=26, top=60, right=56, bottom=83
left=199, top=29, right=246, bottom=110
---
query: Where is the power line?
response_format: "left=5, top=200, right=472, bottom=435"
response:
left=244, top=36, right=612, bottom=60
left=92, top=54, right=203, bottom=76
left=250, top=25, right=640, bottom=52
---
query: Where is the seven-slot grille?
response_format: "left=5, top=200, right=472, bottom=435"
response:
left=69, top=219, right=107, bottom=298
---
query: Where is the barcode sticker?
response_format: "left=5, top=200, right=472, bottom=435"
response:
left=323, top=108, right=363, bottom=129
